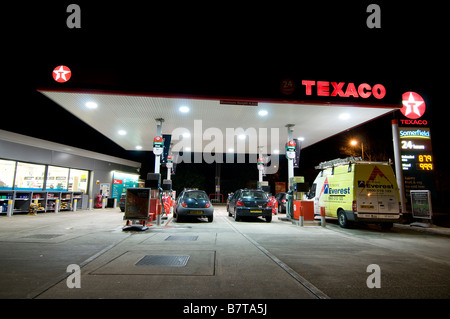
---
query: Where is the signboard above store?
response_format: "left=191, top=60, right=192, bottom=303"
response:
left=301, top=80, right=386, bottom=99
left=278, top=78, right=394, bottom=104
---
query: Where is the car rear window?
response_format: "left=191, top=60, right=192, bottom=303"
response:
left=184, top=191, right=208, bottom=199
left=241, top=191, right=267, bottom=200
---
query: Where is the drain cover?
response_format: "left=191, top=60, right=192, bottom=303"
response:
left=135, top=255, right=190, bottom=267
left=165, top=235, right=198, bottom=241
left=23, top=234, right=62, bottom=239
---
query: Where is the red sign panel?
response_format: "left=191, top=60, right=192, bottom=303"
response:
left=401, top=92, right=426, bottom=120
left=301, top=80, right=386, bottom=99
left=52, top=65, right=72, bottom=83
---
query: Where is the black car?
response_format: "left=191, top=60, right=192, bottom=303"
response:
left=174, top=190, right=214, bottom=222
left=227, top=189, right=273, bottom=222
left=274, top=192, right=287, bottom=213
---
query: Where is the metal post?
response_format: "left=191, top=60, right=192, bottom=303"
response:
left=320, top=206, right=326, bottom=227
left=299, top=205, right=304, bottom=227
left=7, top=199, right=13, bottom=217
left=155, top=118, right=164, bottom=175
left=89, top=198, right=93, bottom=210
left=155, top=118, right=164, bottom=226
left=286, top=125, right=295, bottom=189
left=392, top=119, right=406, bottom=214
left=258, top=147, right=263, bottom=185
left=73, top=199, right=77, bottom=212
left=55, top=199, right=59, bottom=214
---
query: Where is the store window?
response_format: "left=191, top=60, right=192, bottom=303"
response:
left=0, top=159, right=16, bottom=190
left=68, top=169, right=89, bottom=193
left=14, top=162, right=45, bottom=190
left=46, top=166, right=69, bottom=191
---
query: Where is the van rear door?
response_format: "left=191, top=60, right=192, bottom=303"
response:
left=356, top=192, right=378, bottom=214
left=355, top=164, right=400, bottom=220
left=377, top=194, right=399, bottom=215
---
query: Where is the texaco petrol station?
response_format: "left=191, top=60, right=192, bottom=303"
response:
left=36, top=72, right=435, bottom=221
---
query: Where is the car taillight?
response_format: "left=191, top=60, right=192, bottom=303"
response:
left=352, top=200, right=357, bottom=212
left=237, top=200, right=245, bottom=206
left=181, top=202, right=188, bottom=208
left=281, top=199, right=286, bottom=203
left=266, top=200, right=272, bottom=207
left=205, top=203, right=210, bottom=208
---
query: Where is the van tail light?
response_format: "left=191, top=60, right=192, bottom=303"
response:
left=181, top=202, right=188, bottom=208
left=266, top=200, right=272, bottom=207
left=352, top=200, right=357, bottom=212
left=281, top=199, right=286, bottom=203
left=205, top=203, right=211, bottom=208
left=237, top=200, right=245, bottom=207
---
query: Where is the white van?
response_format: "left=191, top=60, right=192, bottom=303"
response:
left=308, top=157, right=402, bottom=228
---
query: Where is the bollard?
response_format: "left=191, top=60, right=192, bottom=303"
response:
left=156, top=202, right=162, bottom=226
left=73, top=199, right=77, bottom=212
left=320, top=207, right=326, bottom=227
left=89, top=199, right=93, bottom=210
left=7, top=200, right=13, bottom=217
left=113, top=198, right=117, bottom=208
left=55, top=199, right=59, bottom=214
left=102, top=198, right=106, bottom=210
left=299, top=206, right=304, bottom=227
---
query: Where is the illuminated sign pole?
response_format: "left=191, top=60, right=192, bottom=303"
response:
left=153, top=118, right=164, bottom=226
left=396, top=92, right=434, bottom=216
left=153, top=118, right=164, bottom=174
left=285, top=124, right=295, bottom=190
left=392, top=119, right=406, bottom=213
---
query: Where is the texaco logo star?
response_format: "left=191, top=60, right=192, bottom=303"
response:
left=401, top=91, right=426, bottom=119
left=52, top=65, right=72, bottom=83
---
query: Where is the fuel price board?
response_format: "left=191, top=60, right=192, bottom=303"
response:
left=399, top=127, right=433, bottom=172
left=399, top=126, right=435, bottom=210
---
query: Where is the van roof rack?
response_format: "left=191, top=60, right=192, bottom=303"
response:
left=315, top=157, right=391, bottom=170
left=315, top=157, right=363, bottom=170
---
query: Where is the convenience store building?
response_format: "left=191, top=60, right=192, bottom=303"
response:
left=0, top=129, right=141, bottom=215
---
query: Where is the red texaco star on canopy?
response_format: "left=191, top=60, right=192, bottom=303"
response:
left=52, top=65, right=72, bottom=83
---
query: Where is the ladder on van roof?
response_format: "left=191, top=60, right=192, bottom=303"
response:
left=315, top=157, right=391, bottom=170
left=314, top=157, right=363, bottom=170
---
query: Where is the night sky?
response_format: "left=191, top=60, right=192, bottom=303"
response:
left=3, top=2, right=447, bottom=206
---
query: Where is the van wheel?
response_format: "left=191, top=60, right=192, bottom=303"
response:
left=338, top=210, right=349, bottom=228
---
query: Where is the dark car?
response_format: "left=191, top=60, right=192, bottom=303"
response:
left=274, top=192, right=287, bottom=213
left=174, top=190, right=214, bottom=222
left=119, top=193, right=126, bottom=212
left=227, top=189, right=273, bottom=222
